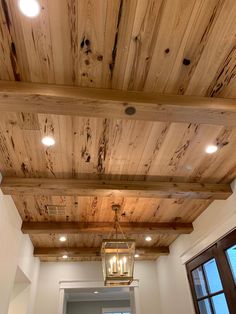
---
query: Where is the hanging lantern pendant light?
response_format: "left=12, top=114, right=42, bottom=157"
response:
left=101, top=205, right=135, bottom=286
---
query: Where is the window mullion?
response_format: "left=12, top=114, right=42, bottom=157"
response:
left=201, top=265, right=214, bottom=314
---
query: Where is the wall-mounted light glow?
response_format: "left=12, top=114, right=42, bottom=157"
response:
left=145, top=236, right=152, bottom=242
left=94, top=291, right=99, bottom=294
left=205, top=145, right=218, bottom=154
left=134, top=254, right=140, bottom=258
left=18, top=0, right=40, bottom=18
left=41, top=136, right=55, bottom=147
left=62, top=255, right=68, bottom=259
left=59, top=236, right=67, bottom=242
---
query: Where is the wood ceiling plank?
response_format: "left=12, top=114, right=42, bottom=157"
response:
left=75, top=0, right=121, bottom=88
left=143, top=0, right=198, bottom=92
left=1, top=177, right=232, bottom=200
left=34, top=246, right=170, bottom=258
left=22, top=221, right=193, bottom=235
left=111, top=0, right=139, bottom=89
left=7, top=0, right=55, bottom=83
left=11, top=195, right=210, bottom=224
left=2, top=81, right=236, bottom=126
left=1, top=114, right=236, bottom=184
left=0, top=112, right=46, bottom=177
left=207, top=46, right=236, bottom=99
left=164, top=0, right=225, bottom=95
left=29, top=233, right=177, bottom=248
left=183, top=0, right=236, bottom=97
left=121, top=0, right=165, bottom=91
left=0, top=2, right=16, bottom=80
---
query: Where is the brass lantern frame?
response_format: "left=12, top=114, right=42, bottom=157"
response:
left=101, top=205, right=136, bottom=286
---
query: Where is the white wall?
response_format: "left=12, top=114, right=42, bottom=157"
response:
left=0, top=189, right=40, bottom=314
left=156, top=180, right=236, bottom=314
left=8, top=285, right=31, bottom=314
left=18, top=235, right=41, bottom=314
left=0, top=192, right=23, bottom=314
left=67, top=300, right=130, bottom=314
left=34, top=261, right=161, bottom=314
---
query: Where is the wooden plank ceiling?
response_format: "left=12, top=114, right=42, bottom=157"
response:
left=1, top=0, right=236, bottom=261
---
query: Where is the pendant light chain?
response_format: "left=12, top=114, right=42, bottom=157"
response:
left=113, top=205, right=127, bottom=240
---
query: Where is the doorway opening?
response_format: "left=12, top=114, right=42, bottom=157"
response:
left=58, top=281, right=139, bottom=314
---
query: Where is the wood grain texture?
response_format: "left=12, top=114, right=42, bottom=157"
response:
left=1, top=0, right=236, bottom=261
left=1, top=177, right=232, bottom=200
left=22, top=221, right=193, bottom=235
left=34, top=246, right=169, bottom=258
left=2, top=81, right=236, bottom=125
left=12, top=195, right=210, bottom=224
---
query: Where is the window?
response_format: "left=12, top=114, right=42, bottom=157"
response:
left=102, top=307, right=131, bottom=314
left=186, top=229, right=236, bottom=314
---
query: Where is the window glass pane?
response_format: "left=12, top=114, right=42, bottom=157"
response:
left=226, top=244, right=236, bottom=284
left=198, top=299, right=212, bottom=314
left=192, top=267, right=208, bottom=298
left=203, top=259, right=223, bottom=293
left=211, top=293, right=229, bottom=314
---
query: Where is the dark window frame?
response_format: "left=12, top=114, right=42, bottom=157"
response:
left=186, top=228, right=236, bottom=314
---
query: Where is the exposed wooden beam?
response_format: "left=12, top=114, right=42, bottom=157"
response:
left=34, top=246, right=170, bottom=258
left=1, top=177, right=232, bottom=200
left=1, top=81, right=236, bottom=125
left=22, top=221, right=193, bottom=235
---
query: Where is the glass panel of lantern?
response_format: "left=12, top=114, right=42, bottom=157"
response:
left=101, top=239, right=135, bottom=286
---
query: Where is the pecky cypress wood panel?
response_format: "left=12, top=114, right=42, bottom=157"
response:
left=1, top=0, right=236, bottom=260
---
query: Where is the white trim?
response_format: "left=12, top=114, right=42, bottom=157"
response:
left=102, top=307, right=131, bottom=313
left=130, top=287, right=140, bottom=314
left=58, top=289, right=66, bottom=314
left=59, top=279, right=139, bottom=290
left=58, top=280, right=140, bottom=314
left=181, top=210, right=236, bottom=264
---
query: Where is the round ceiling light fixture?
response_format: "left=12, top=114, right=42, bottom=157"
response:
left=205, top=145, right=218, bottom=154
left=59, top=236, right=67, bottom=242
left=41, top=136, right=55, bottom=147
left=18, top=0, right=41, bottom=18
left=145, top=236, right=152, bottom=242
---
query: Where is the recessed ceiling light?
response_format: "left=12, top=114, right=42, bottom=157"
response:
left=94, top=291, right=99, bottom=294
left=18, top=0, right=40, bottom=18
left=41, top=136, right=55, bottom=147
left=135, top=254, right=140, bottom=258
left=59, top=236, right=67, bottom=242
left=145, top=236, right=152, bottom=242
left=185, top=165, right=193, bottom=171
left=62, top=255, right=68, bottom=259
left=205, top=145, right=218, bottom=154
